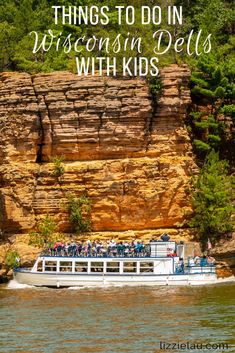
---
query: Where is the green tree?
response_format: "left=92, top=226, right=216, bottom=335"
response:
left=0, top=22, right=15, bottom=70
left=189, top=150, right=234, bottom=249
left=51, top=155, right=65, bottom=179
left=190, top=58, right=233, bottom=110
left=189, top=112, right=224, bottom=156
left=67, top=195, right=91, bottom=234
left=5, top=250, right=20, bottom=269
left=29, top=214, right=57, bottom=247
left=188, top=55, right=235, bottom=160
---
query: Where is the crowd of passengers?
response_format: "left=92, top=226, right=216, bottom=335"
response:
left=44, top=239, right=150, bottom=258
left=44, top=234, right=174, bottom=258
left=43, top=232, right=216, bottom=267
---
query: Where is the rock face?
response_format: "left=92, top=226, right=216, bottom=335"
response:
left=0, top=64, right=195, bottom=235
left=211, top=233, right=235, bottom=276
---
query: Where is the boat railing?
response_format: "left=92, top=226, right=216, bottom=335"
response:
left=40, top=242, right=153, bottom=258
left=40, top=250, right=151, bottom=258
left=186, top=264, right=215, bottom=273
left=186, top=265, right=216, bottom=273
left=175, top=264, right=216, bottom=275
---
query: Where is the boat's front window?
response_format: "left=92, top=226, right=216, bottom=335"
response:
left=90, top=262, right=103, bottom=273
left=140, top=262, right=154, bottom=273
left=106, top=262, right=119, bottom=273
left=45, top=261, right=57, bottom=272
left=123, top=262, right=137, bottom=273
left=75, top=262, right=88, bottom=273
left=60, top=261, right=72, bottom=272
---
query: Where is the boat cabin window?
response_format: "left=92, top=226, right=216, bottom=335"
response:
left=75, top=262, right=88, bottom=273
left=139, top=262, right=154, bottom=273
left=37, top=260, right=43, bottom=272
left=123, top=262, right=137, bottom=273
left=60, top=261, right=72, bottom=272
left=90, top=262, right=103, bottom=273
left=106, top=262, right=119, bottom=273
left=45, top=261, right=57, bottom=272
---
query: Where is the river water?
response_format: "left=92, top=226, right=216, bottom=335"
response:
left=0, top=280, right=235, bottom=353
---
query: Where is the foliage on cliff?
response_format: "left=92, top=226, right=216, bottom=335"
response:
left=51, top=155, right=65, bottom=179
left=5, top=250, right=20, bottom=269
left=0, top=0, right=169, bottom=73
left=0, top=0, right=234, bottom=73
left=187, top=57, right=235, bottom=161
left=29, top=215, right=57, bottom=247
left=172, top=0, right=234, bottom=163
left=67, top=195, right=92, bottom=234
left=189, top=150, right=234, bottom=249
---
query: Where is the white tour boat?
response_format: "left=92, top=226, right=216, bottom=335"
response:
left=13, top=241, right=217, bottom=287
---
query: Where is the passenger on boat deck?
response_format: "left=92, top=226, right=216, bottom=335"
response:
left=54, top=241, right=63, bottom=255
left=177, top=258, right=184, bottom=273
left=188, top=257, right=195, bottom=267
left=194, top=254, right=200, bottom=265
left=167, top=250, right=177, bottom=257
left=117, top=242, right=124, bottom=256
left=160, top=233, right=170, bottom=241
left=70, top=240, right=77, bottom=256
left=64, top=242, right=69, bottom=256
left=207, top=255, right=215, bottom=265
left=200, top=255, right=207, bottom=266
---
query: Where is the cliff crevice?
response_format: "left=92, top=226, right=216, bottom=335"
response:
left=30, top=76, right=44, bottom=163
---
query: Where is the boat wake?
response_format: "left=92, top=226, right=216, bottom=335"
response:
left=6, top=277, right=235, bottom=290
left=68, top=277, right=235, bottom=289
left=7, top=279, right=34, bottom=289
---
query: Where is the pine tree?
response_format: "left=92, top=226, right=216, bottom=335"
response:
left=189, top=150, right=234, bottom=249
left=189, top=56, right=235, bottom=159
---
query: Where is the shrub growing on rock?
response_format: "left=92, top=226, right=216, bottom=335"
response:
left=67, top=195, right=91, bottom=235
left=5, top=250, right=20, bottom=269
left=51, top=155, right=65, bottom=179
left=29, top=215, right=57, bottom=247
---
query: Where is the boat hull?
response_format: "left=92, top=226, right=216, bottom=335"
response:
left=14, top=269, right=217, bottom=287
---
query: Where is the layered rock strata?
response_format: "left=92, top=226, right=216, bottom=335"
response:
left=0, top=64, right=195, bottom=235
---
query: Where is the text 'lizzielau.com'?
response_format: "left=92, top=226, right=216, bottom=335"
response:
left=159, top=341, right=229, bottom=350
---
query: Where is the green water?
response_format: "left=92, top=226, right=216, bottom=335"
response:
left=0, top=282, right=234, bottom=353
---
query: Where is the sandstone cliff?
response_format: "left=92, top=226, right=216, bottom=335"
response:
left=0, top=64, right=196, bottom=238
